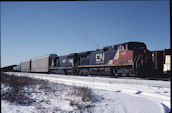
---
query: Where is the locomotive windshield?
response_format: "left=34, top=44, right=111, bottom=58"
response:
left=128, top=43, right=146, bottom=50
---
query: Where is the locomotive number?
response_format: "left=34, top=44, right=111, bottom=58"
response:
left=96, top=53, right=104, bottom=63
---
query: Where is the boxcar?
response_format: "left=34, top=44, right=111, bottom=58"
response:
left=13, top=65, right=21, bottom=72
left=31, top=54, right=57, bottom=72
left=20, top=60, right=31, bottom=72
left=163, top=49, right=171, bottom=73
left=152, top=51, right=164, bottom=73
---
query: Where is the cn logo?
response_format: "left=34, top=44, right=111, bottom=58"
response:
left=96, top=53, right=104, bottom=63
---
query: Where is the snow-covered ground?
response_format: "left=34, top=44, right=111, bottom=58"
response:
left=3, top=72, right=171, bottom=113
left=93, top=90, right=165, bottom=113
left=1, top=90, right=166, bottom=113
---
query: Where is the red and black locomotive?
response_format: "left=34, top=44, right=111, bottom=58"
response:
left=75, top=41, right=154, bottom=77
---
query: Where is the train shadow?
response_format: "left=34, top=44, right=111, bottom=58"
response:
left=115, top=90, right=121, bottom=93
left=135, top=91, right=142, bottom=94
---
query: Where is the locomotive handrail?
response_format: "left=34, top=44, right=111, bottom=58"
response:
left=133, top=56, right=137, bottom=71
left=133, top=55, right=141, bottom=72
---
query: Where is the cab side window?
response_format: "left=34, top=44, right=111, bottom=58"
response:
left=119, top=45, right=125, bottom=51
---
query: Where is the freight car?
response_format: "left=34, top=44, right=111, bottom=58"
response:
left=163, top=49, right=171, bottom=75
left=15, top=41, right=157, bottom=77
left=31, top=54, right=57, bottom=72
left=18, top=54, right=57, bottom=73
left=152, top=51, right=164, bottom=74
left=151, top=49, right=171, bottom=77
left=1, top=65, right=17, bottom=72
left=13, top=65, right=21, bottom=72
left=20, top=60, right=31, bottom=72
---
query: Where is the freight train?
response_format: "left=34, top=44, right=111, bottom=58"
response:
left=13, top=41, right=171, bottom=77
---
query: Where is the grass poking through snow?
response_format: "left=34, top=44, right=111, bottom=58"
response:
left=1, top=72, right=95, bottom=112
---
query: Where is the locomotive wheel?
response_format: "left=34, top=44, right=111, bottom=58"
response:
left=112, top=69, right=118, bottom=77
left=113, top=73, right=119, bottom=78
left=121, top=73, right=127, bottom=77
left=64, top=70, right=68, bottom=75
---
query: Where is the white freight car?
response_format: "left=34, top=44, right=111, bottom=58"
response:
left=163, top=55, right=171, bottom=72
left=20, top=60, right=31, bottom=72
left=31, top=54, right=57, bottom=72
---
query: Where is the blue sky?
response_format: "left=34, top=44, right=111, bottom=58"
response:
left=1, top=1, right=170, bottom=67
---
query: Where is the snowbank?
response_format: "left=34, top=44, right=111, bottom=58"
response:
left=5, top=72, right=171, bottom=113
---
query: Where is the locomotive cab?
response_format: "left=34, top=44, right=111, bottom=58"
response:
left=110, top=42, right=154, bottom=77
left=127, top=42, right=154, bottom=76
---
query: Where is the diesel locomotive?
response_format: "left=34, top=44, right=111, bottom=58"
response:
left=13, top=41, right=159, bottom=77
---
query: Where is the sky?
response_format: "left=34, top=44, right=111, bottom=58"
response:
left=1, top=1, right=170, bottom=67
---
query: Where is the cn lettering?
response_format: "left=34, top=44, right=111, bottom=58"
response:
left=96, top=53, right=104, bottom=62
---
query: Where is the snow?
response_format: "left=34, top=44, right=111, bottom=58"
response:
left=2, top=72, right=171, bottom=113
left=93, top=90, right=164, bottom=113
left=2, top=101, right=36, bottom=113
